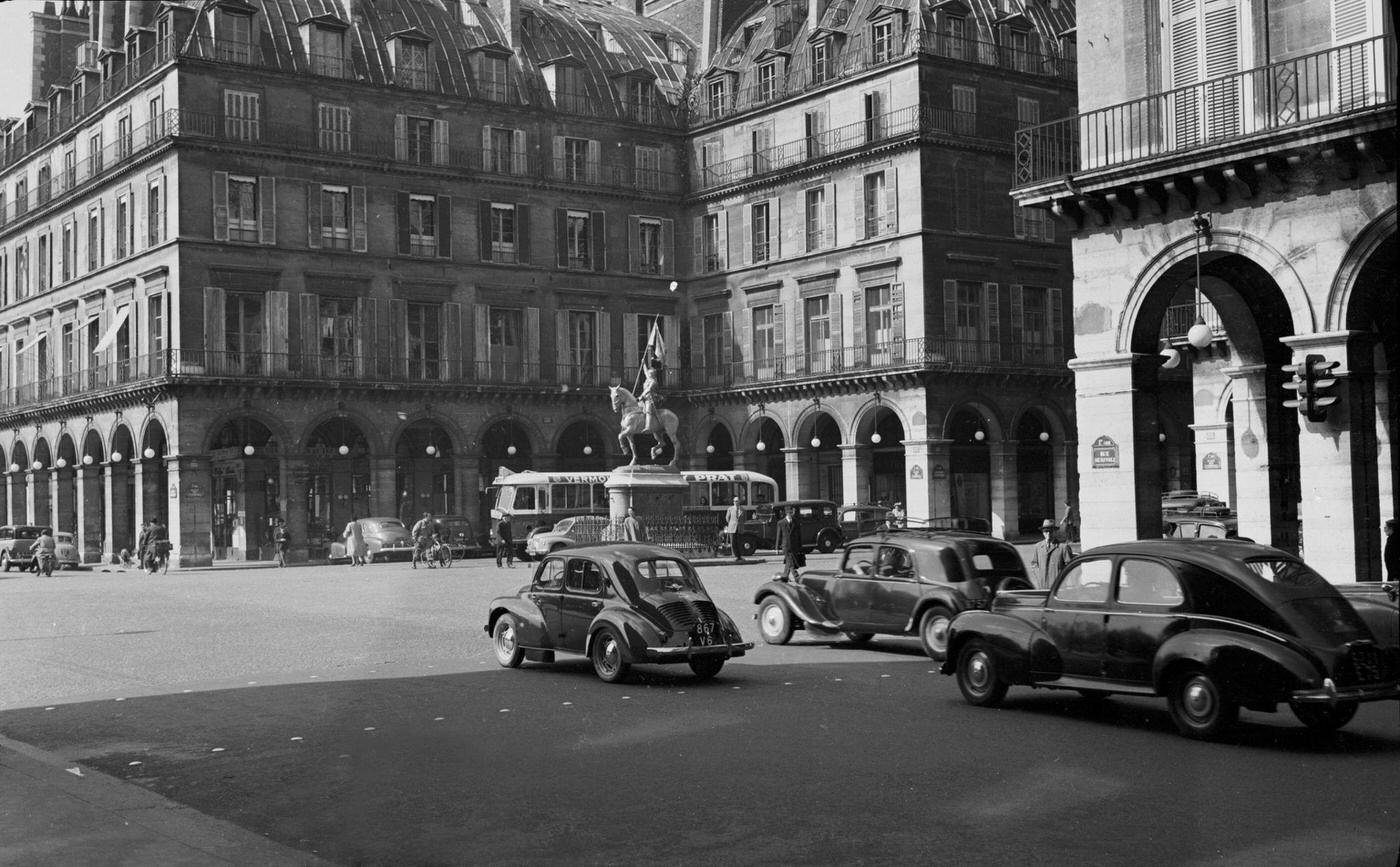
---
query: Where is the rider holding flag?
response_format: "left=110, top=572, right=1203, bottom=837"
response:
left=637, top=320, right=665, bottom=457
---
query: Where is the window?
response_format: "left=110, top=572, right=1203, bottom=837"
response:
left=565, top=310, right=596, bottom=384
left=751, top=123, right=773, bottom=173
left=489, top=203, right=518, bottom=262
left=806, top=295, right=832, bottom=372
left=864, top=91, right=885, bottom=142
left=635, top=146, right=661, bottom=191
left=225, top=292, right=264, bottom=373
left=707, top=78, right=727, bottom=117
left=225, top=90, right=261, bottom=141
left=1053, top=559, right=1113, bottom=603
left=1118, top=560, right=1184, bottom=606
left=551, top=65, right=588, bottom=114
left=752, top=304, right=775, bottom=376
left=750, top=201, right=771, bottom=263
left=407, top=194, right=438, bottom=257
left=626, top=79, right=656, bottom=123
left=1017, top=97, right=1040, bottom=126
left=1010, top=285, right=1061, bottom=364
left=701, top=212, right=722, bottom=272
left=700, top=139, right=723, bottom=185
left=564, top=210, right=591, bottom=270
left=228, top=175, right=259, bottom=243
left=37, top=232, right=51, bottom=292
left=395, top=39, right=430, bottom=89
left=403, top=115, right=435, bottom=164
left=115, top=193, right=131, bottom=259
left=87, top=205, right=102, bottom=269
left=952, top=85, right=977, bottom=135
left=871, top=20, right=893, bottom=64
left=14, top=242, right=28, bottom=298
left=945, top=280, right=998, bottom=363
left=1014, top=206, right=1053, bottom=242
left=703, top=312, right=726, bottom=380
left=320, top=185, right=350, bottom=249
left=117, top=114, right=132, bottom=161
left=637, top=218, right=662, bottom=274
left=148, top=292, right=165, bottom=362
left=804, top=186, right=829, bottom=250
left=148, top=91, right=165, bottom=137
left=319, top=297, right=356, bottom=375
left=406, top=302, right=440, bottom=380
left=811, top=39, right=830, bottom=84
left=147, top=176, right=165, bottom=246
left=61, top=221, right=74, bottom=282
left=218, top=9, right=253, bottom=63
left=488, top=307, right=523, bottom=378
left=318, top=103, right=351, bottom=152
left=14, top=178, right=28, bottom=217
left=865, top=284, right=894, bottom=361
left=804, top=109, right=825, bottom=159
left=953, top=166, right=980, bottom=232
left=37, top=165, right=52, bottom=205
left=61, top=322, right=76, bottom=391
left=89, top=132, right=103, bottom=175
left=309, top=25, right=345, bottom=77
left=757, top=61, right=778, bottom=102
left=483, top=126, right=524, bottom=175
left=943, top=14, right=967, bottom=60
left=863, top=172, right=887, bottom=237
left=63, top=148, right=76, bottom=188
left=561, top=137, right=590, bottom=183
left=475, top=53, right=509, bottom=102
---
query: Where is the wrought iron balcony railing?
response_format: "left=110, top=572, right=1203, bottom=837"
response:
left=1014, top=35, right=1395, bottom=190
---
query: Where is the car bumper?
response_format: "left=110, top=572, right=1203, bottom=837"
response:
left=374, top=545, right=415, bottom=561
left=1289, top=680, right=1400, bottom=704
left=638, top=641, right=754, bottom=663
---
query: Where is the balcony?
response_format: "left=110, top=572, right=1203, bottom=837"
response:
left=691, top=27, right=1073, bottom=126
left=1013, top=35, right=1395, bottom=192
left=693, top=104, right=1013, bottom=193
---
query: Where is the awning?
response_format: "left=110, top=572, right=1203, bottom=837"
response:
left=15, top=332, right=47, bottom=354
left=91, top=305, right=130, bottom=355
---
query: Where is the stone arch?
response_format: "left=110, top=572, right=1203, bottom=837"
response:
left=33, top=437, right=53, bottom=469
left=300, top=410, right=384, bottom=455
left=938, top=398, right=1006, bottom=443
left=202, top=411, right=283, bottom=453
left=553, top=415, right=612, bottom=469
left=1327, top=204, right=1397, bottom=333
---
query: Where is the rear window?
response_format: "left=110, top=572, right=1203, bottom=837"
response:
left=16, top=527, right=43, bottom=540
left=965, top=542, right=1025, bottom=575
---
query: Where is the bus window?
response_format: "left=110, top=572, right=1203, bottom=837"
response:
left=591, top=484, right=608, bottom=512
left=512, top=486, right=542, bottom=511
left=495, top=486, right=514, bottom=514
left=554, top=483, right=592, bottom=510
left=689, top=482, right=711, bottom=507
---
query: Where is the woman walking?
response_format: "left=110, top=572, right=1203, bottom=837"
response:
left=344, top=516, right=367, bottom=566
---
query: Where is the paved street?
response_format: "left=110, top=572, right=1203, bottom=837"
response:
left=2, top=557, right=1398, bottom=866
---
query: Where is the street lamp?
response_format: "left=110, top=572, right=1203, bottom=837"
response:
left=756, top=440, right=767, bottom=452
left=144, top=447, right=156, bottom=459
left=111, top=451, right=123, bottom=462
left=243, top=444, right=255, bottom=456
left=810, top=437, right=821, bottom=448
left=338, top=444, right=350, bottom=456
left=1186, top=212, right=1215, bottom=350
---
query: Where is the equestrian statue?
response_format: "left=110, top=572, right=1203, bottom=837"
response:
left=610, top=339, right=680, bottom=467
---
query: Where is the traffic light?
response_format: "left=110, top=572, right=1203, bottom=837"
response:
left=1282, top=354, right=1340, bottom=422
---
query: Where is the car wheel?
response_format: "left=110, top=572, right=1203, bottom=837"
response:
left=736, top=535, right=758, bottom=557
left=1290, top=700, right=1359, bottom=731
left=491, top=615, right=525, bottom=668
left=816, top=531, right=839, bottom=554
left=918, top=606, right=954, bottom=661
left=689, top=657, right=725, bottom=680
left=845, top=632, right=874, bottom=645
left=956, top=640, right=1008, bottom=707
left=757, top=598, right=793, bottom=645
left=590, top=626, right=630, bottom=683
left=1167, top=670, right=1239, bottom=739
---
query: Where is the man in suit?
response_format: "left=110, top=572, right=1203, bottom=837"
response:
left=1031, top=518, right=1071, bottom=589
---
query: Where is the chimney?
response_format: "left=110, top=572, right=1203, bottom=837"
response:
left=499, top=0, right=521, bottom=50
left=124, top=1, right=158, bottom=32
left=634, top=0, right=645, bottom=16
left=808, top=0, right=828, bottom=30
left=30, top=0, right=89, bottom=105
left=92, top=0, right=124, bottom=50
left=700, top=0, right=721, bottom=63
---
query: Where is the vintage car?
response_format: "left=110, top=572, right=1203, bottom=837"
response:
left=1162, top=517, right=1252, bottom=542
left=524, top=515, right=609, bottom=558
left=358, top=517, right=414, bottom=562
left=733, top=499, right=845, bottom=557
left=942, top=540, right=1400, bottom=739
left=753, top=529, right=1034, bottom=660
left=0, top=525, right=51, bottom=571
left=1336, top=582, right=1399, bottom=647
left=486, top=543, right=753, bottom=682
left=437, top=515, right=483, bottom=559
left=1161, top=490, right=1238, bottom=534
left=838, top=505, right=891, bottom=540
left=53, top=531, right=81, bottom=570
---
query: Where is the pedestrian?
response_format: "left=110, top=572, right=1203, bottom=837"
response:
left=272, top=518, right=289, bottom=568
left=135, top=519, right=153, bottom=572
left=343, top=516, right=366, bottom=566
left=888, top=501, right=906, bottom=529
left=623, top=506, right=648, bottom=541
left=776, top=505, right=805, bottom=582
left=1384, top=518, right=1397, bottom=582
left=145, top=519, right=168, bottom=573
left=495, top=512, right=515, bottom=568
left=1031, top=518, right=1071, bottom=589
left=1059, top=499, right=1079, bottom=544
left=724, top=496, right=744, bottom=561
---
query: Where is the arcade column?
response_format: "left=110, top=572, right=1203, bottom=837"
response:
left=76, top=462, right=104, bottom=563
left=781, top=447, right=803, bottom=500
left=839, top=442, right=871, bottom=507
left=280, top=456, right=310, bottom=563
left=1221, top=364, right=1275, bottom=546
left=167, top=456, right=213, bottom=568
left=989, top=441, right=1018, bottom=540
left=903, top=438, right=951, bottom=523
left=370, top=455, right=397, bottom=517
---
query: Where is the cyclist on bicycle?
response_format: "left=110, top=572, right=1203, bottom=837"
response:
left=410, top=512, right=441, bottom=570
left=144, top=519, right=169, bottom=573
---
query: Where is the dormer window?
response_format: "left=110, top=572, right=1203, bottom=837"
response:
left=811, top=39, right=830, bottom=84
left=542, top=57, right=587, bottom=115
left=388, top=31, right=433, bottom=90
left=871, top=19, right=894, bottom=64
left=302, top=16, right=348, bottom=78
left=757, top=60, right=778, bottom=102
left=707, top=78, right=728, bottom=118
left=743, top=21, right=762, bottom=48
left=472, top=46, right=512, bottom=102
left=216, top=4, right=255, bottom=64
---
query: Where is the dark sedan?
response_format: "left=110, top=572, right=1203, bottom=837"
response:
left=754, top=529, right=1033, bottom=660
left=485, top=543, right=753, bottom=683
left=942, top=540, right=1400, bottom=739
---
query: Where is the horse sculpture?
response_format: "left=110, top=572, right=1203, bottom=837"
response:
left=609, top=385, right=680, bottom=466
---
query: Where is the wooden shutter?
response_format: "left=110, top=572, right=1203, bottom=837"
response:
left=623, top=315, right=638, bottom=368
left=351, top=186, right=367, bottom=252
left=552, top=136, right=565, bottom=179
left=1333, top=0, right=1371, bottom=108
left=473, top=305, right=489, bottom=370
left=983, top=282, right=1000, bottom=362
left=586, top=139, right=601, bottom=184
left=257, top=176, right=276, bottom=245
left=299, top=292, right=318, bottom=369
left=203, top=286, right=225, bottom=354
left=432, top=118, right=449, bottom=166
left=852, top=177, right=867, bottom=241
left=1202, top=0, right=1241, bottom=139
left=851, top=285, right=865, bottom=351
left=598, top=310, right=612, bottom=373
left=772, top=302, right=785, bottom=368
left=444, top=301, right=461, bottom=379
left=662, top=315, right=678, bottom=366
left=659, top=218, right=673, bottom=276
left=437, top=195, right=452, bottom=259
left=356, top=295, right=375, bottom=374
left=741, top=204, right=753, bottom=264
left=824, top=182, right=836, bottom=247
left=524, top=306, right=540, bottom=382
left=394, top=114, right=407, bottom=161
left=556, top=309, right=570, bottom=377
left=590, top=210, right=605, bottom=271
left=396, top=192, right=410, bottom=255
left=689, top=315, right=704, bottom=371
left=692, top=216, right=703, bottom=274
left=627, top=215, right=639, bottom=273
left=721, top=310, right=734, bottom=369
left=480, top=200, right=494, bottom=261
left=481, top=125, right=493, bottom=170
left=511, top=130, right=528, bottom=175
left=555, top=208, right=568, bottom=267
left=267, top=290, right=289, bottom=370
left=883, top=167, right=898, bottom=233
left=306, top=183, right=322, bottom=248
left=1010, top=284, right=1024, bottom=347
left=389, top=298, right=406, bottom=376
left=1048, top=287, right=1064, bottom=358
left=829, top=294, right=843, bottom=362
left=212, top=172, right=228, bottom=241
left=716, top=210, right=728, bottom=269
left=1169, top=0, right=1202, bottom=146
left=517, top=203, right=531, bottom=264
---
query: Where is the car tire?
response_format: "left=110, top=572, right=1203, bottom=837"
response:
left=844, top=632, right=874, bottom=645
left=491, top=615, right=525, bottom=668
left=1167, top=670, right=1239, bottom=739
left=757, top=597, right=794, bottom=645
left=1290, top=700, right=1359, bottom=731
left=918, top=606, right=954, bottom=661
left=736, top=535, right=758, bottom=557
left=816, top=531, right=840, bottom=554
left=956, top=640, right=1008, bottom=707
left=590, top=626, right=630, bottom=683
left=689, top=657, right=725, bottom=680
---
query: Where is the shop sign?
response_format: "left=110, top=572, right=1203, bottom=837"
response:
left=1091, top=435, right=1119, bottom=469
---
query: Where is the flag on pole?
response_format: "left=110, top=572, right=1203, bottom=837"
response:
left=646, top=319, right=665, bottom=366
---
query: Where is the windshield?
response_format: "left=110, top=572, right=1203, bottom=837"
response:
left=554, top=518, right=575, bottom=532
left=617, top=558, right=706, bottom=596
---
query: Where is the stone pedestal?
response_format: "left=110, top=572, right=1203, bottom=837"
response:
left=606, top=465, right=688, bottom=521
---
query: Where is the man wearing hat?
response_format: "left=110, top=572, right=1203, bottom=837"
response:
left=1031, top=518, right=1071, bottom=589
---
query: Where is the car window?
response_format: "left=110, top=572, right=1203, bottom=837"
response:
left=536, top=560, right=565, bottom=591
left=555, top=518, right=575, bottom=532
left=565, top=559, right=604, bottom=595
left=1117, top=559, right=1184, bottom=606
left=875, top=546, right=913, bottom=579
left=842, top=543, right=877, bottom=576
left=624, top=558, right=704, bottom=595
left=1197, top=523, right=1227, bottom=539
left=1054, top=559, right=1112, bottom=603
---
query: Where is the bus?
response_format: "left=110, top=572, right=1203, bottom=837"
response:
left=487, top=468, right=780, bottom=550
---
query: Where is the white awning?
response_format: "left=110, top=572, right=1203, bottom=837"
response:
left=15, top=332, right=47, bottom=354
left=91, top=305, right=130, bottom=355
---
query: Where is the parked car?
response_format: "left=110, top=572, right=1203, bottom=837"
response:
left=485, top=542, right=753, bottom=682
left=838, top=504, right=891, bottom=540
left=733, top=499, right=844, bottom=557
left=753, top=529, right=1034, bottom=660
left=943, top=540, right=1400, bottom=739
left=437, top=515, right=483, bottom=559
left=525, top=515, right=609, bottom=558
left=358, top=517, right=414, bottom=562
left=1335, top=582, right=1399, bottom=647
left=53, top=531, right=81, bottom=570
left=0, top=525, right=51, bottom=572
left=1162, top=516, right=1252, bottom=542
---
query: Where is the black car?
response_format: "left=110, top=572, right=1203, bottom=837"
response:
left=734, top=499, right=845, bottom=557
left=753, top=529, right=1033, bottom=660
left=485, top=543, right=753, bottom=683
left=943, top=540, right=1400, bottom=739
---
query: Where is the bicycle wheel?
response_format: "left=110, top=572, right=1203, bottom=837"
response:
left=438, top=545, right=453, bottom=568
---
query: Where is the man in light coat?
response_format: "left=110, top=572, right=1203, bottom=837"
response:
left=1030, top=518, right=1071, bottom=589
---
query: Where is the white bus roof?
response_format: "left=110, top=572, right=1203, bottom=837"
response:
left=491, top=469, right=777, bottom=486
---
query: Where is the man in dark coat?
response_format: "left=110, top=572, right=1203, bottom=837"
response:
left=776, top=506, right=804, bottom=582
left=495, top=512, right=515, bottom=568
left=1385, top=518, right=1397, bottom=582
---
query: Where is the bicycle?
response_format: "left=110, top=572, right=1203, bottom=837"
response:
left=144, top=540, right=171, bottom=574
left=412, top=534, right=450, bottom=569
left=431, top=536, right=453, bottom=569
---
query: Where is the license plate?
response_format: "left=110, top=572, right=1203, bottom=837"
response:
left=691, top=622, right=719, bottom=646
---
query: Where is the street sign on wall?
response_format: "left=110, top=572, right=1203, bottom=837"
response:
left=1091, top=435, right=1119, bottom=469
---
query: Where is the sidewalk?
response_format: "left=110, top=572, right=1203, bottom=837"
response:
left=0, top=735, right=327, bottom=867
